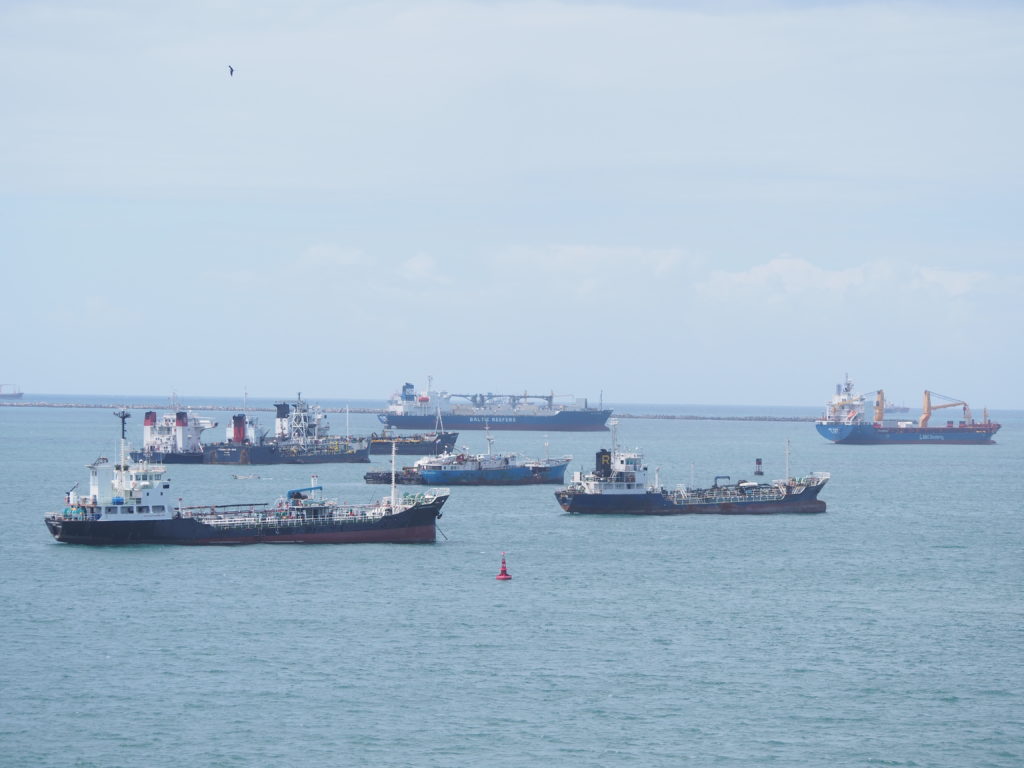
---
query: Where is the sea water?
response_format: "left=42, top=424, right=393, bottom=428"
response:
left=1, top=398, right=1022, bottom=767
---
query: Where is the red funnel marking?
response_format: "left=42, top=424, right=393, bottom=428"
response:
left=496, top=552, right=512, bottom=581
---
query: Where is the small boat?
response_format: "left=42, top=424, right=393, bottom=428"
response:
left=45, top=411, right=448, bottom=545
left=231, top=474, right=261, bottom=480
left=555, top=422, right=828, bottom=515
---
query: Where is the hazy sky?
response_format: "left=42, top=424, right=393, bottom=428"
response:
left=2, top=0, right=1021, bottom=407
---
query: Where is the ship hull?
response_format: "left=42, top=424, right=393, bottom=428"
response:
left=129, top=451, right=205, bottom=464
left=45, top=500, right=443, bottom=545
left=203, top=444, right=371, bottom=464
left=418, top=463, right=568, bottom=485
left=368, top=433, right=458, bottom=455
left=555, top=488, right=825, bottom=515
left=815, top=422, right=999, bottom=445
left=379, top=410, right=611, bottom=431
left=364, top=471, right=427, bottom=485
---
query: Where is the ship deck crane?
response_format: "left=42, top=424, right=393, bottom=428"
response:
left=919, top=391, right=972, bottom=428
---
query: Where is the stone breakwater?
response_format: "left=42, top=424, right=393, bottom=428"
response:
left=0, top=401, right=816, bottom=422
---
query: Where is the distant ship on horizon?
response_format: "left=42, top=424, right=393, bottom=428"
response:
left=380, top=381, right=612, bottom=431
left=0, top=384, right=23, bottom=399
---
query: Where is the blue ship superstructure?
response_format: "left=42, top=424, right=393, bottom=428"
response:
left=380, top=381, right=612, bottom=431
left=814, top=375, right=1000, bottom=445
left=555, top=422, right=828, bottom=515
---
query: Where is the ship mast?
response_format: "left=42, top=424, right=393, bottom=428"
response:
left=114, top=409, right=131, bottom=489
left=390, top=440, right=398, bottom=510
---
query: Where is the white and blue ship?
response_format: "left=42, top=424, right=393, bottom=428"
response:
left=814, top=376, right=1000, bottom=445
left=380, top=381, right=611, bottom=431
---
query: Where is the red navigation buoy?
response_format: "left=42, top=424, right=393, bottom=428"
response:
left=495, top=552, right=512, bottom=580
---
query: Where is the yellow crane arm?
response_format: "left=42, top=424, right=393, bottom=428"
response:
left=919, top=391, right=972, bottom=427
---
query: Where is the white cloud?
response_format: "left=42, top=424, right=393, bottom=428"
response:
left=492, top=245, right=698, bottom=296
left=913, top=267, right=987, bottom=297
left=398, top=253, right=449, bottom=283
left=695, top=258, right=993, bottom=304
left=697, top=258, right=867, bottom=301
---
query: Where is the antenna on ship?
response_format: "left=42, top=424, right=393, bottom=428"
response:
left=784, top=439, right=791, bottom=483
left=390, top=440, right=398, bottom=510
left=609, top=418, right=619, bottom=455
left=114, top=409, right=131, bottom=441
left=113, top=409, right=131, bottom=481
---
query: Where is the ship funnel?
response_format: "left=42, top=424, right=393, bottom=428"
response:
left=175, top=411, right=188, bottom=427
left=595, top=449, right=612, bottom=478
left=231, top=414, right=247, bottom=443
left=144, top=411, right=157, bottom=426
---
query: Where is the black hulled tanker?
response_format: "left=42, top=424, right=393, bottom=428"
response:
left=555, top=424, right=828, bottom=515
left=47, top=412, right=448, bottom=545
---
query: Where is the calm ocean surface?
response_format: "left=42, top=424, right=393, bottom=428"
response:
left=1, top=396, right=1022, bottom=767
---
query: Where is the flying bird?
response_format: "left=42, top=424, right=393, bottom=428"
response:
left=228, top=65, right=234, bottom=76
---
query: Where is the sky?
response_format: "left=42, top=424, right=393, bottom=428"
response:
left=2, top=0, right=1022, bottom=407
